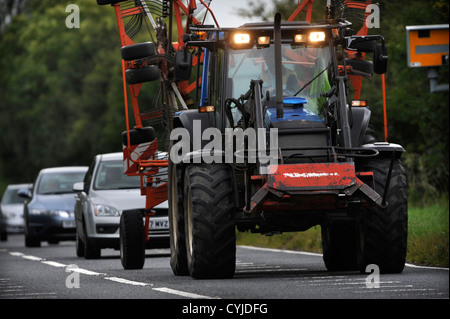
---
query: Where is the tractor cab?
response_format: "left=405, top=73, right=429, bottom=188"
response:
left=176, top=18, right=389, bottom=166
left=176, top=20, right=340, bottom=166
left=222, top=23, right=332, bottom=119
left=182, top=21, right=334, bottom=126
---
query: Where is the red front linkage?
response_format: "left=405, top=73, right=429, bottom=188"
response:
left=246, top=162, right=384, bottom=213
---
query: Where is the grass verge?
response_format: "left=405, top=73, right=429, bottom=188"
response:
left=407, top=197, right=449, bottom=267
left=236, top=197, right=449, bottom=268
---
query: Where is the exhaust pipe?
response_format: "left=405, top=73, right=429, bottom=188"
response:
left=274, top=13, right=284, bottom=118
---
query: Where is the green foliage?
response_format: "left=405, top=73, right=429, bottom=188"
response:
left=362, top=0, right=449, bottom=197
left=407, top=196, right=449, bottom=267
left=0, top=0, right=126, bottom=183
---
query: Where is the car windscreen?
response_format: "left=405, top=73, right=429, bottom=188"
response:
left=37, top=171, right=86, bottom=195
left=93, top=161, right=140, bottom=190
left=1, top=188, right=24, bottom=204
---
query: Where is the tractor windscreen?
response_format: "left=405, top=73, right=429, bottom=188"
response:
left=227, top=44, right=332, bottom=116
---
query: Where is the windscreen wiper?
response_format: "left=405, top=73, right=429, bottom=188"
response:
left=294, top=62, right=332, bottom=97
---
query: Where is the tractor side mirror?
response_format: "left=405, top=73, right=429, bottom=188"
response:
left=373, top=42, right=388, bottom=74
left=346, top=59, right=373, bottom=78
left=346, top=35, right=388, bottom=74
left=174, top=50, right=193, bottom=81
left=347, top=37, right=376, bottom=52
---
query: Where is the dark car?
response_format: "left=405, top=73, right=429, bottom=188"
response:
left=1, top=183, right=32, bottom=241
left=73, top=152, right=169, bottom=259
left=23, top=166, right=88, bottom=247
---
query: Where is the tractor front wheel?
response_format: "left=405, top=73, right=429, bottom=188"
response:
left=183, top=164, right=236, bottom=279
left=168, top=161, right=189, bottom=276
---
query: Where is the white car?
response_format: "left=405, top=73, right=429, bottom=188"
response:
left=0, top=183, right=32, bottom=241
left=73, top=152, right=169, bottom=259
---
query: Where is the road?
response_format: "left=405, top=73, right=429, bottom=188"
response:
left=1, top=234, right=448, bottom=306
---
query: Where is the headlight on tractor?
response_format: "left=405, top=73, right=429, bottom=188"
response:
left=234, top=33, right=251, bottom=44
left=309, top=31, right=326, bottom=43
left=230, top=32, right=254, bottom=49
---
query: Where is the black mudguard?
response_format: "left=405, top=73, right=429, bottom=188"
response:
left=172, top=109, right=216, bottom=149
left=351, top=107, right=371, bottom=147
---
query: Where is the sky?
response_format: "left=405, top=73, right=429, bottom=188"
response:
left=199, top=0, right=273, bottom=27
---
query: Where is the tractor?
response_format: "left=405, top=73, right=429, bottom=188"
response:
left=97, top=0, right=408, bottom=279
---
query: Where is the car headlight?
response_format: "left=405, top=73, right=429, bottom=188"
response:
left=93, top=204, right=120, bottom=217
left=30, top=209, right=70, bottom=217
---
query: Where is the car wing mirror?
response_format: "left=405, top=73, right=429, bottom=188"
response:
left=72, top=182, right=84, bottom=192
left=18, top=188, right=31, bottom=199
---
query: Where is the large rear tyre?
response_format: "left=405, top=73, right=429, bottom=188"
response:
left=120, top=210, right=145, bottom=270
left=168, top=161, right=189, bottom=275
left=183, top=164, right=236, bottom=279
left=358, top=157, right=408, bottom=274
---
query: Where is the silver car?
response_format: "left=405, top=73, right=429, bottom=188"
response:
left=73, top=152, right=169, bottom=259
left=0, top=183, right=32, bottom=241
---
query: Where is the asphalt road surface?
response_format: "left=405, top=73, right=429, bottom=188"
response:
left=1, top=234, right=448, bottom=308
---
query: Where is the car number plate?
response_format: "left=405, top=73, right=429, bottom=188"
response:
left=62, top=220, right=76, bottom=228
left=149, top=218, right=169, bottom=229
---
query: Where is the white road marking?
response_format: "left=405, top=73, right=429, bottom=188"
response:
left=70, top=268, right=106, bottom=276
left=152, top=287, right=216, bottom=299
left=7, top=245, right=446, bottom=299
left=238, top=245, right=323, bottom=256
left=104, top=277, right=151, bottom=286
left=5, top=248, right=217, bottom=298
left=405, top=263, right=449, bottom=271
left=9, top=251, right=24, bottom=257
left=41, top=261, right=67, bottom=268
left=17, top=292, right=57, bottom=298
left=22, top=255, right=43, bottom=261
left=239, top=246, right=449, bottom=270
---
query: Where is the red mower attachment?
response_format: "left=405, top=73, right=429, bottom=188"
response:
left=122, top=127, right=168, bottom=241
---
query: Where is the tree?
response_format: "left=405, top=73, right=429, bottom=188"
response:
left=0, top=0, right=125, bottom=183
